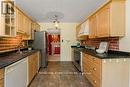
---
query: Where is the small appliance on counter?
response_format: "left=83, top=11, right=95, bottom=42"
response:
left=96, top=42, right=109, bottom=54
left=76, top=42, right=81, bottom=47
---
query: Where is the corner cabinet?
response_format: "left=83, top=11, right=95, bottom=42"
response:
left=89, top=0, right=125, bottom=38
left=31, top=22, right=40, bottom=40
left=83, top=53, right=129, bottom=87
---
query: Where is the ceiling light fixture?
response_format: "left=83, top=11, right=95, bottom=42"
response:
left=53, top=15, right=60, bottom=29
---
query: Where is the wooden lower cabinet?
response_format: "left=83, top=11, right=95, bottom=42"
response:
left=28, top=51, right=40, bottom=84
left=0, top=80, right=4, bottom=87
left=0, top=69, right=4, bottom=87
left=83, top=53, right=129, bottom=87
left=83, top=54, right=101, bottom=87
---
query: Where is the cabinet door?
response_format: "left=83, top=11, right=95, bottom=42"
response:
left=89, top=15, right=97, bottom=38
left=76, top=24, right=81, bottom=39
left=33, top=23, right=40, bottom=31
left=16, top=9, right=24, bottom=33
left=24, top=17, right=31, bottom=36
left=33, top=52, right=40, bottom=75
left=28, top=55, right=34, bottom=83
left=96, top=5, right=110, bottom=37
left=0, top=79, right=4, bottom=87
left=0, top=15, right=5, bottom=36
left=28, top=52, right=39, bottom=84
left=0, top=3, right=16, bottom=37
left=33, top=53, right=37, bottom=75
left=0, top=69, right=4, bottom=87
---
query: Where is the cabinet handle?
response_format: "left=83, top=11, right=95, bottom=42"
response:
left=93, top=67, right=96, bottom=71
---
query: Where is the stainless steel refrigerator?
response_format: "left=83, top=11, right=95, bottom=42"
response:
left=33, top=31, right=48, bottom=68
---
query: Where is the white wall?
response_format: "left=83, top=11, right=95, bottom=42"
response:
left=119, top=0, right=130, bottom=52
left=39, top=23, right=78, bottom=61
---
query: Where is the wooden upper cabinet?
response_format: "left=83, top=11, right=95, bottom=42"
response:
left=89, top=15, right=97, bottom=38
left=16, top=9, right=24, bottom=33
left=96, top=5, right=110, bottom=37
left=16, top=6, right=40, bottom=40
left=76, top=24, right=81, bottom=39
left=24, top=16, right=31, bottom=38
left=0, top=1, right=16, bottom=37
left=33, top=22, right=40, bottom=31
left=88, top=0, right=125, bottom=38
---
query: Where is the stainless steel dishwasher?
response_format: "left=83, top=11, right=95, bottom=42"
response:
left=4, top=58, right=28, bottom=87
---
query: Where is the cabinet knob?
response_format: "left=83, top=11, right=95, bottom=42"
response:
left=93, top=80, right=97, bottom=84
left=93, top=67, right=96, bottom=71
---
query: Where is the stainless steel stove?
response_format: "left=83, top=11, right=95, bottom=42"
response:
left=72, top=48, right=83, bottom=72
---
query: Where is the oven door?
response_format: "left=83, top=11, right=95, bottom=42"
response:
left=73, top=49, right=82, bottom=72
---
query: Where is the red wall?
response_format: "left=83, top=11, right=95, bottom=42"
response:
left=48, top=34, right=60, bottom=55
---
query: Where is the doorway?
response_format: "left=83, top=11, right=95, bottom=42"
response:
left=47, top=28, right=60, bottom=61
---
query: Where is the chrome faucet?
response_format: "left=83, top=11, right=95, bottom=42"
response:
left=16, top=41, right=23, bottom=54
left=17, top=47, right=22, bottom=54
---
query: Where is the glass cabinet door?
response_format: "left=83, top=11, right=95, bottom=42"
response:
left=1, top=0, right=16, bottom=37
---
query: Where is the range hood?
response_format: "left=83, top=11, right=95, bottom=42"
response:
left=78, top=20, right=89, bottom=37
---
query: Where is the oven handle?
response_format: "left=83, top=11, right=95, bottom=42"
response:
left=80, top=52, right=83, bottom=72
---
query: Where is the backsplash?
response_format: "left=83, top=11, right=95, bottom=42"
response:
left=81, top=37, right=119, bottom=51
left=0, top=36, right=25, bottom=52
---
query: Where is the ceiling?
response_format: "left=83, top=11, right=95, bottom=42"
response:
left=15, top=0, right=106, bottom=23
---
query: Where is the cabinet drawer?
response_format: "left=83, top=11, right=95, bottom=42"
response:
left=84, top=54, right=101, bottom=65
left=83, top=67, right=93, bottom=83
left=0, top=69, right=4, bottom=80
left=92, top=76, right=101, bottom=87
left=83, top=63, right=91, bottom=75
left=89, top=55, right=101, bottom=65
left=92, top=62, right=101, bottom=79
left=0, top=79, right=4, bottom=87
left=83, top=59, right=101, bottom=80
left=84, top=53, right=89, bottom=58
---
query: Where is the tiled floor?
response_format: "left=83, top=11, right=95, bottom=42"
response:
left=29, top=62, right=93, bottom=87
left=48, top=55, right=60, bottom=61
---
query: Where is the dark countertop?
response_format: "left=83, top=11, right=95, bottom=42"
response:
left=71, top=46, right=130, bottom=59
left=0, top=50, right=39, bottom=69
